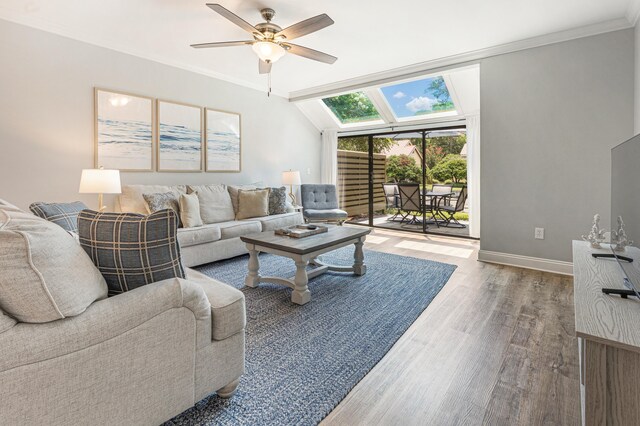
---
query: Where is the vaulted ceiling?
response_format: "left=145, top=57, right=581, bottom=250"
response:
left=0, top=0, right=637, bottom=98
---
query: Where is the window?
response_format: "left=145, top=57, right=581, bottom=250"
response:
left=380, top=76, right=456, bottom=120
left=322, top=92, right=381, bottom=125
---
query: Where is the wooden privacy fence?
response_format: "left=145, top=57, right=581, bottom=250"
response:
left=337, top=150, right=387, bottom=216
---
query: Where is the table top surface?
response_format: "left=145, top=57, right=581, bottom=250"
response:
left=241, top=225, right=371, bottom=255
left=573, top=240, right=640, bottom=352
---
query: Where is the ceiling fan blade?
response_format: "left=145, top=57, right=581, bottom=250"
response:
left=274, top=14, right=334, bottom=41
left=283, top=43, right=337, bottom=64
left=206, top=3, right=263, bottom=39
left=191, top=40, right=254, bottom=49
left=259, top=59, right=272, bottom=74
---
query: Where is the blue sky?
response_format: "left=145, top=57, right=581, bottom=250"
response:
left=380, top=77, right=453, bottom=118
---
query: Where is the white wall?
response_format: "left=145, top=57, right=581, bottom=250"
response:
left=0, top=19, right=320, bottom=210
left=636, top=23, right=640, bottom=133
left=480, top=29, right=634, bottom=263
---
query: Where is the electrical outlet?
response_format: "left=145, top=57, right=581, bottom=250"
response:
left=535, top=227, right=545, bottom=240
left=306, top=168, right=311, bottom=175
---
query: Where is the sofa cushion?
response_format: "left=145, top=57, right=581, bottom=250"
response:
left=186, top=268, right=246, bottom=340
left=187, top=184, right=235, bottom=224
left=78, top=209, right=185, bottom=296
left=227, top=184, right=261, bottom=214
left=303, top=209, right=348, bottom=220
left=217, top=220, right=262, bottom=240
left=119, top=184, right=186, bottom=214
left=29, top=201, right=88, bottom=233
left=177, top=223, right=221, bottom=248
left=0, top=203, right=108, bottom=323
left=236, top=189, right=270, bottom=220
left=0, top=308, right=16, bottom=333
left=253, top=212, right=304, bottom=231
left=179, top=192, right=203, bottom=228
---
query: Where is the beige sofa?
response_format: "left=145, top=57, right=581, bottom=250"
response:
left=0, top=200, right=246, bottom=425
left=117, top=184, right=304, bottom=267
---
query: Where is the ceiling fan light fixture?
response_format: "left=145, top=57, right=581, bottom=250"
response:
left=252, top=41, right=286, bottom=63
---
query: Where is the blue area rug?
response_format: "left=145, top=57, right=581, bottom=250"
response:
left=167, top=247, right=456, bottom=425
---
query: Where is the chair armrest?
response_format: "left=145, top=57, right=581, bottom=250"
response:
left=0, top=278, right=211, bottom=372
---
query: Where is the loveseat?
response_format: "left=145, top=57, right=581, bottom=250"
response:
left=117, top=184, right=304, bottom=267
left=0, top=200, right=246, bottom=425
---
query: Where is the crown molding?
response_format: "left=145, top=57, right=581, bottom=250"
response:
left=288, top=17, right=633, bottom=102
left=0, top=15, right=288, bottom=98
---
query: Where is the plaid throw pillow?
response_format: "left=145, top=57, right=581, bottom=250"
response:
left=77, top=209, right=185, bottom=296
left=29, top=201, right=88, bottom=233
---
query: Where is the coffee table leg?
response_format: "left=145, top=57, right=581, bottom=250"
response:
left=291, top=259, right=311, bottom=305
left=353, top=238, right=366, bottom=276
left=245, top=247, right=261, bottom=288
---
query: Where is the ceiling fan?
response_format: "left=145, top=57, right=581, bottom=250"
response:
left=191, top=4, right=337, bottom=75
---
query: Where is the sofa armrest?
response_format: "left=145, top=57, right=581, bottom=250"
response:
left=0, top=278, right=211, bottom=372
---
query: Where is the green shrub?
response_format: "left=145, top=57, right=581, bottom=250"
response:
left=431, top=155, right=467, bottom=183
left=386, top=155, right=422, bottom=183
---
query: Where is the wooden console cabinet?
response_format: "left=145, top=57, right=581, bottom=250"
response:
left=573, top=241, right=640, bottom=425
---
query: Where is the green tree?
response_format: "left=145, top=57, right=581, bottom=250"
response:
left=386, top=155, right=422, bottom=183
left=323, top=93, right=379, bottom=124
left=426, top=77, right=455, bottom=112
left=338, top=137, right=395, bottom=154
left=431, top=155, right=467, bottom=183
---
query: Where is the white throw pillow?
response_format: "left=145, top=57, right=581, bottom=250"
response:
left=187, top=184, right=235, bottom=224
left=179, top=192, right=204, bottom=228
left=0, top=203, right=108, bottom=323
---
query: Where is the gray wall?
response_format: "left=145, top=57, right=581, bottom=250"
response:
left=636, top=24, right=640, bottom=133
left=480, top=29, right=634, bottom=262
left=0, top=20, right=320, bottom=210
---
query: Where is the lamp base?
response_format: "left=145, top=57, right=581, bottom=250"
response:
left=288, top=192, right=297, bottom=207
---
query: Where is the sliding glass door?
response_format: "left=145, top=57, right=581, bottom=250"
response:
left=338, top=126, right=471, bottom=238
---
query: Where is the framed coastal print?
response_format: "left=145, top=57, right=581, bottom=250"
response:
left=157, top=100, right=203, bottom=172
left=94, top=88, right=154, bottom=171
left=205, top=108, right=241, bottom=172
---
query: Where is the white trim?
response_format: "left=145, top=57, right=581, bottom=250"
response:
left=336, top=117, right=467, bottom=136
left=289, top=18, right=632, bottom=102
left=478, top=250, right=573, bottom=276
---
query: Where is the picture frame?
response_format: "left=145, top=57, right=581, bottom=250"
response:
left=94, top=88, right=154, bottom=171
left=157, top=100, right=203, bottom=172
left=205, top=108, right=241, bottom=172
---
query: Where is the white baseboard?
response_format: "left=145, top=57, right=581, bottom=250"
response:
left=478, top=250, right=573, bottom=276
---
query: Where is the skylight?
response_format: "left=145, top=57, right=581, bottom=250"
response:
left=322, top=92, right=381, bottom=125
left=380, top=76, right=456, bottom=120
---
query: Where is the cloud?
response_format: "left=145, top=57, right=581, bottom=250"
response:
left=392, top=91, right=406, bottom=99
left=405, top=96, right=436, bottom=113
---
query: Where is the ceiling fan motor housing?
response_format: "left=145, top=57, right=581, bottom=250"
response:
left=254, top=22, right=283, bottom=40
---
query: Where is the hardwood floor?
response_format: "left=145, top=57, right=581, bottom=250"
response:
left=322, top=228, right=580, bottom=426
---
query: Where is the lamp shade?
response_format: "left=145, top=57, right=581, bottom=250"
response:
left=282, top=170, right=301, bottom=186
left=252, top=41, right=286, bottom=63
left=78, top=169, right=121, bottom=194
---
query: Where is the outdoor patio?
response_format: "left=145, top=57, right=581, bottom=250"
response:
left=349, top=213, right=471, bottom=238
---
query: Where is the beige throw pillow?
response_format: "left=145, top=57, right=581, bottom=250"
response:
left=187, top=184, right=235, bottom=224
left=0, top=203, right=108, bottom=323
left=236, top=189, right=270, bottom=220
left=179, top=192, right=203, bottom=228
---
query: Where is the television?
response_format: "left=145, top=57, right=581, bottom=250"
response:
left=609, top=133, right=640, bottom=297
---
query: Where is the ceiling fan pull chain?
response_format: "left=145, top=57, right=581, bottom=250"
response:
left=268, top=70, right=272, bottom=97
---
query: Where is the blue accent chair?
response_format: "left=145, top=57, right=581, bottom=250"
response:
left=300, top=184, right=348, bottom=224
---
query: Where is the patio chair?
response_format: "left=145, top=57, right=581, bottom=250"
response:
left=397, top=183, right=423, bottom=225
left=300, top=184, right=348, bottom=224
left=425, top=183, right=454, bottom=226
left=382, top=183, right=403, bottom=222
left=435, top=186, right=468, bottom=228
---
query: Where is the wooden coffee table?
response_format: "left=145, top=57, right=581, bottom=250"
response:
left=240, top=225, right=371, bottom=305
